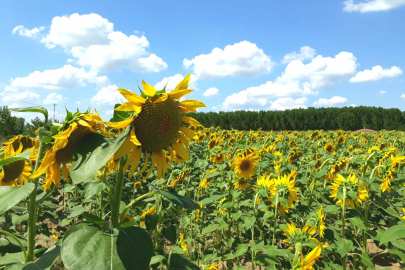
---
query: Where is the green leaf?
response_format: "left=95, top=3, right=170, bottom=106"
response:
left=145, top=214, right=159, bottom=231
left=82, top=213, right=109, bottom=228
left=0, top=183, right=35, bottom=215
left=382, top=207, right=401, bottom=219
left=264, top=248, right=293, bottom=260
left=0, top=251, right=25, bottom=265
left=336, top=239, right=354, bottom=258
left=348, top=217, right=367, bottom=230
left=70, top=129, right=129, bottom=184
left=202, top=224, right=220, bottom=235
left=162, top=225, right=177, bottom=244
left=12, top=214, right=28, bottom=225
left=359, top=252, right=375, bottom=269
left=61, top=222, right=153, bottom=270
left=10, top=107, right=48, bottom=123
left=380, top=225, right=405, bottom=244
left=323, top=205, right=340, bottom=214
left=198, top=193, right=227, bottom=205
left=0, top=151, right=32, bottom=168
left=22, top=245, right=61, bottom=270
left=84, top=181, right=106, bottom=199
left=169, top=253, right=200, bottom=270
left=152, top=186, right=200, bottom=210
left=391, top=239, right=405, bottom=251
left=150, top=255, right=165, bottom=265
left=388, top=249, right=405, bottom=263
left=243, top=216, right=256, bottom=229
left=171, top=246, right=186, bottom=254
left=60, top=206, right=84, bottom=219
left=251, top=240, right=264, bottom=252
left=111, top=104, right=133, bottom=123
left=347, top=190, right=358, bottom=201
left=234, top=243, right=249, bottom=257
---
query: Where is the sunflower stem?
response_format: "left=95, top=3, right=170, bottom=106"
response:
left=272, top=193, right=279, bottom=246
left=111, top=155, right=127, bottom=228
left=119, top=191, right=160, bottom=223
left=27, top=141, right=49, bottom=262
left=342, top=186, right=347, bottom=270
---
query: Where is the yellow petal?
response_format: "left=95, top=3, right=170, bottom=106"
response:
left=172, top=141, right=189, bottom=161
left=142, top=80, right=156, bottom=97
left=140, top=153, right=156, bottom=181
left=181, top=116, right=201, bottom=126
left=117, top=88, right=146, bottom=104
left=169, top=89, right=193, bottom=100
left=179, top=100, right=206, bottom=111
left=179, top=126, right=195, bottom=140
left=30, top=150, right=55, bottom=179
left=135, top=151, right=149, bottom=177
left=62, top=163, right=69, bottom=182
left=176, top=133, right=189, bottom=149
left=114, top=135, right=134, bottom=159
left=154, top=93, right=168, bottom=103
left=104, top=117, right=134, bottom=128
left=128, top=147, right=143, bottom=178
left=130, top=127, right=141, bottom=146
left=174, top=74, right=192, bottom=91
left=115, top=102, right=142, bottom=114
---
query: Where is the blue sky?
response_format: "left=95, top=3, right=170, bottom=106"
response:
left=1, top=0, right=404, bottom=122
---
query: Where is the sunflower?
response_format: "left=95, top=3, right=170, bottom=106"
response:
left=288, top=152, right=304, bottom=163
left=308, top=130, right=320, bottom=139
left=324, top=142, right=335, bottom=153
left=179, top=233, right=187, bottom=252
left=232, top=153, right=259, bottom=180
left=134, top=181, right=142, bottom=188
left=317, top=206, right=326, bottom=238
left=200, top=168, right=218, bottom=189
left=210, top=153, right=226, bottom=164
left=30, top=112, right=107, bottom=191
left=268, top=173, right=300, bottom=214
left=208, top=264, right=219, bottom=270
left=217, top=197, right=227, bottom=215
left=195, top=203, right=203, bottom=222
left=105, top=74, right=205, bottom=182
left=122, top=215, right=134, bottom=222
left=208, top=138, right=221, bottom=150
left=234, top=178, right=249, bottom=190
left=329, top=173, right=368, bottom=209
left=281, top=220, right=319, bottom=249
left=380, top=152, right=405, bottom=193
left=140, top=207, right=156, bottom=227
left=293, top=245, right=322, bottom=270
left=169, top=170, right=189, bottom=187
left=0, top=159, right=32, bottom=186
left=1, top=135, right=39, bottom=164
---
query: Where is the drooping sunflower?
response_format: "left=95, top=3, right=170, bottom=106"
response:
left=317, top=206, right=326, bottom=238
left=324, top=142, right=335, bottom=153
left=308, top=130, right=320, bottom=140
left=30, top=112, right=107, bottom=190
left=140, top=207, right=156, bottom=227
left=329, top=173, right=368, bottom=209
left=232, top=153, right=260, bottom=180
left=1, top=136, right=39, bottom=164
left=0, top=159, right=32, bottom=187
left=380, top=152, right=405, bottom=193
left=268, top=172, right=300, bottom=214
left=288, top=151, right=304, bottom=163
left=200, top=168, right=218, bottom=189
left=234, top=178, right=250, bottom=190
left=104, top=74, right=205, bottom=182
left=169, top=170, right=189, bottom=187
left=210, top=153, right=226, bottom=164
left=281, top=220, right=320, bottom=249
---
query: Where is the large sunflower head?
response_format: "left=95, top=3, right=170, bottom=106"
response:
left=232, top=153, right=260, bottom=180
left=0, top=159, right=32, bottom=187
left=329, top=173, right=368, bottom=209
left=30, top=110, right=107, bottom=190
left=105, top=74, right=206, bottom=182
left=324, top=142, right=335, bottom=153
left=1, top=136, right=39, bottom=164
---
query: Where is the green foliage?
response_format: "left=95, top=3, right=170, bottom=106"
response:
left=186, top=106, right=405, bottom=131
left=0, top=106, right=25, bottom=138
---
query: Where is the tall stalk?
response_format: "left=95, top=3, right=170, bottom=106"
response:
left=271, top=193, right=279, bottom=246
left=342, top=186, right=347, bottom=270
left=111, top=156, right=127, bottom=228
left=27, top=141, right=49, bottom=262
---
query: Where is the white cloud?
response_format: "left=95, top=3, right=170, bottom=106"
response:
left=349, top=65, right=402, bottom=82
left=154, top=74, right=198, bottom=91
left=222, top=51, right=358, bottom=110
left=343, top=0, right=405, bottom=12
left=1, top=91, right=40, bottom=103
left=313, top=96, right=348, bottom=107
left=183, top=41, right=275, bottom=79
left=349, top=104, right=356, bottom=107
left=278, top=52, right=359, bottom=90
left=91, top=84, right=124, bottom=107
left=203, top=87, right=219, bottom=97
left=269, top=97, right=309, bottom=110
left=5, top=65, right=110, bottom=92
left=401, top=94, right=405, bottom=100
left=43, top=93, right=64, bottom=105
left=8, top=103, right=20, bottom=108
left=39, top=13, right=167, bottom=73
left=281, top=46, right=316, bottom=64
left=12, top=25, right=45, bottom=38
left=380, top=90, right=387, bottom=94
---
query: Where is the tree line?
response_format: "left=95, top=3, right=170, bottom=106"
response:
left=185, top=106, right=405, bottom=131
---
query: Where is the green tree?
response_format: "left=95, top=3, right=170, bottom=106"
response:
left=0, top=106, right=25, bottom=138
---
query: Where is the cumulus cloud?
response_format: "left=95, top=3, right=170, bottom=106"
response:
left=5, top=65, right=110, bottom=92
left=12, top=25, right=45, bottom=38
left=343, top=0, right=405, bottom=13
left=203, top=87, right=219, bottom=97
left=349, top=65, right=402, bottom=82
left=222, top=51, right=358, bottom=110
left=183, top=41, right=275, bottom=79
left=380, top=90, right=387, bottom=94
left=313, top=96, right=348, bottom=107
left=269, top=97, right=309, bottom=110
left=38, top=13, right=167, bottom=73
left=401, top=94, right=405, bottom=100
left=154, top=74, right=198, bottom=91
left=43, top=93, right=64, bottom=104
left=281, top=46, right=316, bottom=64
left=91, top=85, right=124, bottom=107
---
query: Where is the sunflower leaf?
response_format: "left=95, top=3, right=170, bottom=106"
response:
left=0, top=183, right=35, bottom=215
left=10, top=106, right=48, bottom=123
left=0, top=151, right=32, bottom=169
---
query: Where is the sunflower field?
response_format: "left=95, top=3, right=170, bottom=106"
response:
left=1, top=75, right=405, bottom=270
